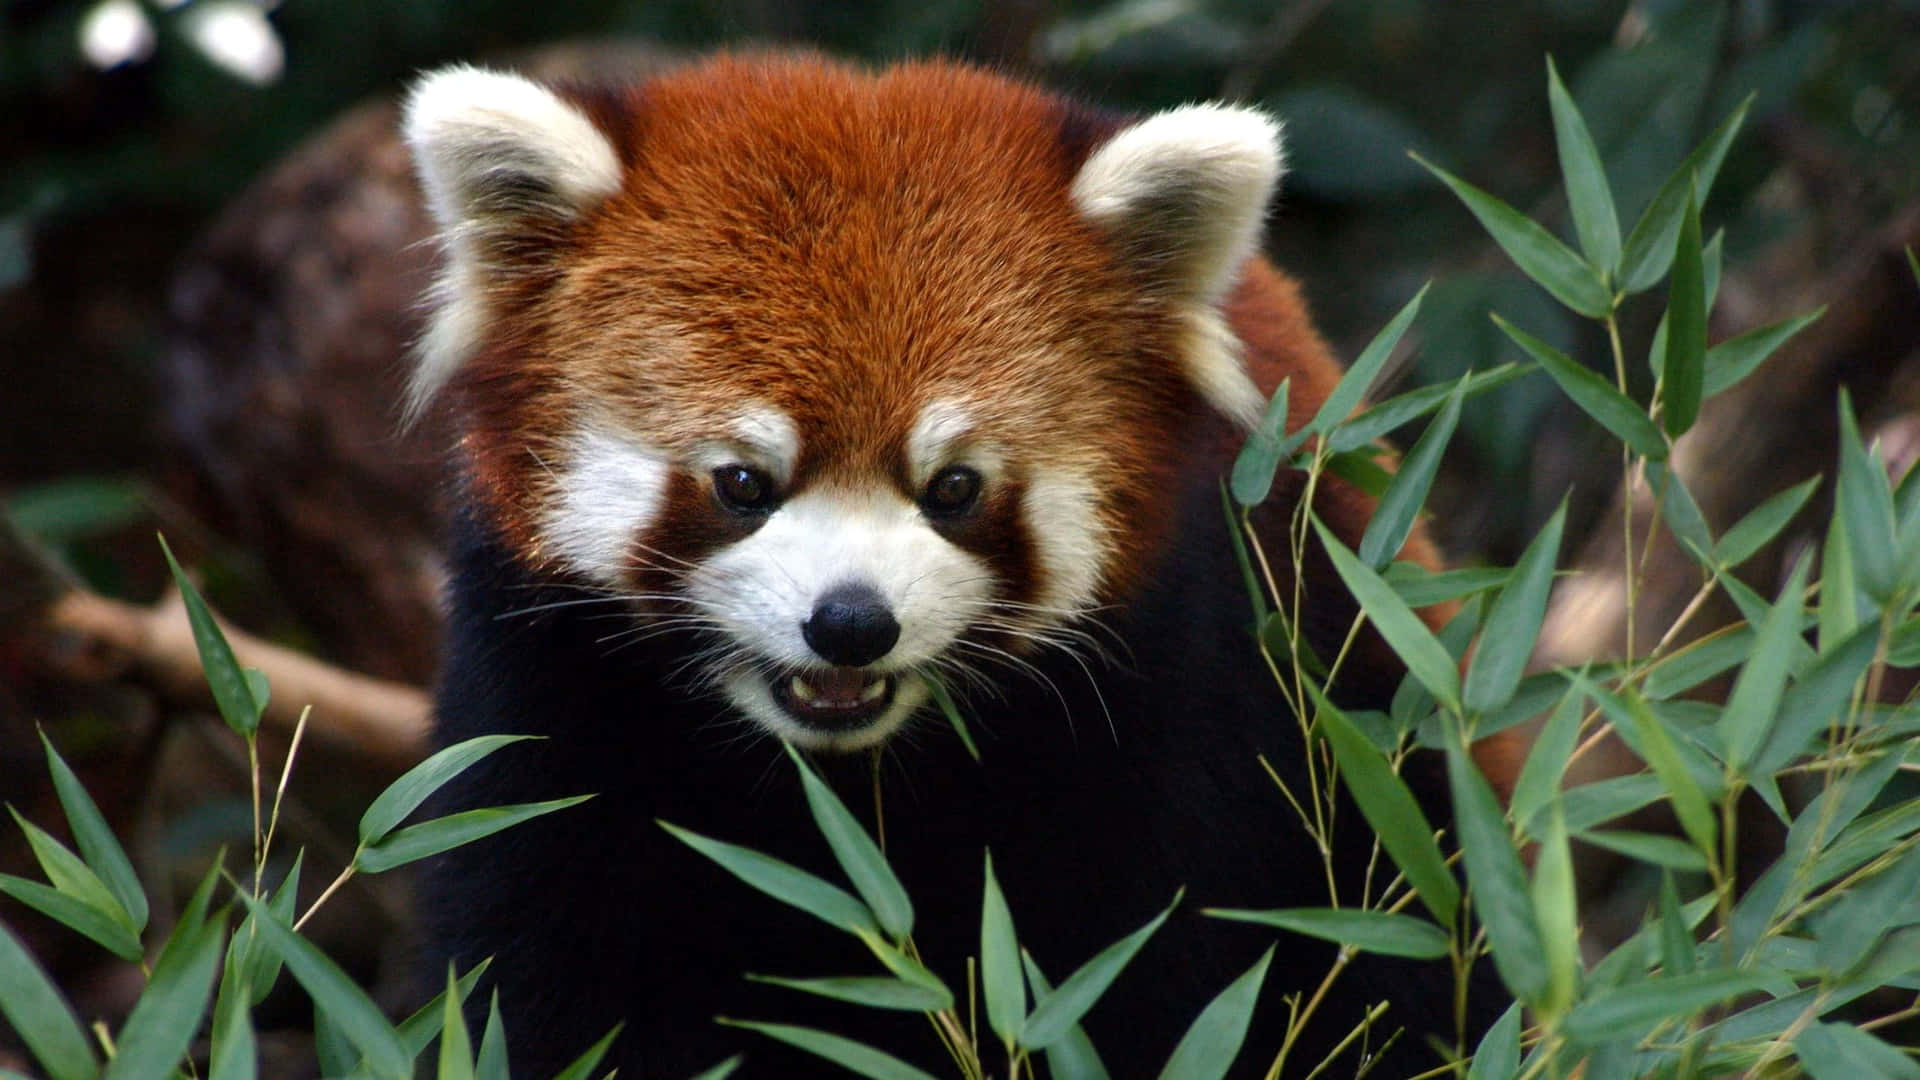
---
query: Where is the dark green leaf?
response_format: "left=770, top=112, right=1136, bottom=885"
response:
left=1715, top=476, right=1821, bottom=570
left=5, top=478, right=145, bottom=542
left=1510, top=684, right=1584, bottom=829
left=748, top=974, right=950, bottom=1012
left=1415, top=155, right=1612, bottom=317
left=1718, top=553, right=1812, bottom=772
left=1648, top=461, right=1712, bottom=560
left=687, top=1057, right=744, bottom=1080
left=1532, top=800, right=1580, bottom=1019
left=1796, top=1021, right=1920, bottom=1080
left=1577, top=829, right=1710, bottom=873
left=981, top=851, right=1025, bottom=1045
left=1547, top=56, right=1621, bottom=273
left=209, top=971, right=257, bottom=1080
left=393, top=958, right=491, bottom=1058
left=1312, top=285, right=1429, bottom=435
left=1358, top=380, right=1461, bottom=570
left=1449, top=737, right=1548, bottom=1001
left=477, top=995, right=508, bottom=1080
left=438, top=969, right=475, bottom=1080
left=1553, top=774, right=1665, bottom=835
left=1751, top=623, right=1880, bottom=775
left=1644, top=627, right=1753, bottom=701
left=226, top=850, right=302, bottom=1012
left=1585, top=681, right=1715, bottom=857
left=1820, top=509, right=1860, bottom=652
left=1703, top=308, right=1825, bottom=398
left=1467, top=1002, right=1521, bottom=1080
left=923, top=675, right=979, bottom=762
left=1618, top=96, right=1751, bottom=294
left=1660, top=185, right=1707, bottom=436
left=8, top=806, right=133, bottom=934
left=1315, top=520, right=1460, bottom=712
left=1020, top=891, right=1179, bottom=1049
left=1316, top=693, right=1458, bottom=924
left=158, top=534, right=263, bottom=737
left=104, top=909, right=225, bottom=1080
left=719, top=1020, right=939, bottom=1080
left=1815, top=844, right=1920, bottom=977
left=1205, top=907, right=1448, bottom=960
left=1658, top=872, right=1693, bottom=978
left=1564, top=970, right=1772, bottom=1044
left=1381, top=563, right=1512, bottom=609
left=1327, top=364, right=1530, bottom=453
left=784, top=744, right=912, bottom=940
left=1494, top=314, right=1666, bottom=459
left=38, top=729, right=147, bottom=933
left=1021, top=954, right=1110, bottom=1080
left=1838, top=390, right=1900, bottom=600
left=357, top=734, right=540, bottom=847
left=0, top=920, right=97, bottom=1080
left=660, top=821, right=878, bottom=936
left=239, top=891, right=412, bottom=1080
left=1156, top=945, right=1273, bottom=1080
left=358, top=796, right=593, bottom=874
left=0, top=873, right=143, bottom=961
left=1465, top=500, right=1566, bottom=711
left=549, top=1024, right=624, bottom=1080
left=1231, top=378, right=1294, bottom=507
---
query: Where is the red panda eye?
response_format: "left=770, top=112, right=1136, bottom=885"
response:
left=922, top=466, right=982, bottom=516
left=712, top=465, right=777, bottom=512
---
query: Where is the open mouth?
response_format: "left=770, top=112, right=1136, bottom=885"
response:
left=771, top=667, right=897, bottom=732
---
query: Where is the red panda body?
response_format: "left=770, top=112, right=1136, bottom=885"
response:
left=408, top=54, right=1498, bottom=1076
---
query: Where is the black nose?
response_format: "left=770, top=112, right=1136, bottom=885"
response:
left=802, top=584, right=901, bottom=667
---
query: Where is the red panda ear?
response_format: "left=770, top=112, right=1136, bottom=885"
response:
left=401, top=66, right=624, bottom=419
left=1071, top=104, right=1285, bottom=426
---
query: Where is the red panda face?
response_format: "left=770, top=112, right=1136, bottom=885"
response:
left=405, top=55, right=1284, bottom=749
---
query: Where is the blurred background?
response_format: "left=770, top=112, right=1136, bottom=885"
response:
left=3, top=0, right=1917, bottom=1067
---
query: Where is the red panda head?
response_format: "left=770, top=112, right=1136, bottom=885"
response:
left=404, top=55, right=1285, bottom=749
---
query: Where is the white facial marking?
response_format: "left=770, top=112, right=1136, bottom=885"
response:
left=1024, top=468, right=1109, bottom=617
left=688, top=487, right=990, bottom=749
left=540, top=423, right=669, bottom=585
left=717, top=405, right=801, bottom=484
left=907, top=400, right=979, bottom=484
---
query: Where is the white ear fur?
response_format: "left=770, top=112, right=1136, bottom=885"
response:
left=1071, top=104, right=1284, bottom=426
left=401, top=65, right=623, bottom=419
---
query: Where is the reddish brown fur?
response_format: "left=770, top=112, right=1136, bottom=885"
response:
left=441, top=53, right=1520, bottom=790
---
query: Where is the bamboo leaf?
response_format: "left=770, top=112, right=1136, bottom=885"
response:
left=1311, top=284, right=1429, bottom=435
left=0, top=920, right=96, bottom=1080
left=7, top=806, right=133, bottom=935
left=1316, top=692, right=1459, bottom=924
left=719, top=1020, right=939, bottom=1080
left=1703, top=308, right=1825, bottom=398
left=1415, top=155, right=1613, bottom=317
left=784, top=743, right=912, bottom=940
left=981, top=851, right=1025, bottom=1046
left=1358, top=380, right=1462, bottom=570
left=687, top=1057, right=743, bottom=1080
left=1448, top=736, right=1548, bottom=1002
left=357, top=734, right=541, bottom=847
left=1532, top=800, right=1580, bottom=1019
left=357, top=796, right=593, bottom=874
left=1467, top=1002, right=1522, bottom=1080
left=1020, top=892, right=1180, bottom=1049
left=209, top=973, right=257, bottom=1080
left=1718, top=553, right=1812, bottom=773
left=1660, top=184, right=1708, bottom=436
left=476, top=995, right=508, bottom=1080
left=0, top=874, right=144, bottom=961
left=1156, top=945, right=1273, bottom=1080
left=240, top=891, right=411, bottom=1080
left=1715, top=476, right=1821, bottom=570
left=1657, top=872, right=1694, bottom=977
left=1231, top=378, right=1295, bottom=507
left=1327, top=364, right=1529, bottom=454
left=1315, top=519, right=1461, bottom=712
left=1510, top=684, right=1584, bottom=829
left=104, top=908, right=226, bottom=1080
left=549, top=1024, right=624, bottom=1080
left=437, top=968, right=475, bottom=1080
left=1796, top=1021, right=1920, bottom=1080
left=1494, top=314, right=1666, bottom=459
left=748, top=974, right=950, bottom=1012
left=1547, top=56, right=1620, bottom=272
left=1838, top=389, right=1900, bottom=600
left=1205, top=907, right=1449, bottom=960
left=1465, top=500, right=1566, bottom=711
left=1577, top=829, right=1711, bottom=873
left=393, top=958, right=491, bottom=1058
left=1021, top=954, right=1110, bottom=1080
left=158, top=534, right=263, bottom=737
left=38, top=730, right=147, bottom=934
left=923, top=675, right=979, bottom=762
left=1648, top=461, right=1713, bottom=560
left=1619, top=96, right=1751, bottom=294
left=660, top=821, right=878, bottom=937
left=1751, top=623, right=1880, bottom=775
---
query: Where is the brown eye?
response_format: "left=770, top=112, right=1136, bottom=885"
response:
left=713, top=465, right=777, bottom=512
left=922, top=465, right=982, bottom=516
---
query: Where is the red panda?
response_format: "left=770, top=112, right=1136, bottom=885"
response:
left=405, top=53, right=1503, bottom=1076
